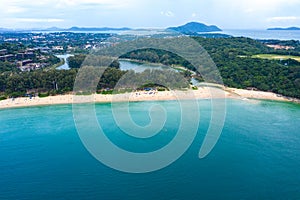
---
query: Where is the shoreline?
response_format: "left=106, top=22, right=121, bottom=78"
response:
left=0, top=86, right=299, bottom=109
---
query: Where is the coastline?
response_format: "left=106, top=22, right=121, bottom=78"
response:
left=0, top=86, right=298, bottom=109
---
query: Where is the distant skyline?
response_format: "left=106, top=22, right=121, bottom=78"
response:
left=1, top=0, right=300, bottom=29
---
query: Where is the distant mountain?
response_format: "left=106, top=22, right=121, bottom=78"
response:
left=267, top=27, right=300, bottom=31
left=44, top=27, right=63, bottom=31
left=167, top=22, right=222, bottom=33
left=0, top=26, right=132, bottom=32
left=67, top=27, right=131, bottom=31
left=0, top=28, right=14, bottom=32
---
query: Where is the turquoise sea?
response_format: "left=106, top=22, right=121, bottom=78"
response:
left=0, top=99, right=300, bottom=199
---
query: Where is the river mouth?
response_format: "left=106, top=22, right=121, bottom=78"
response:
left=55, top=54, right=74, bottom=70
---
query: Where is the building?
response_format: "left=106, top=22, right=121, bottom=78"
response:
left=16, top=52, right=36, bottom=60
left=16, top=53, right=25, bottom=60
left=0, top=49, right=7, bottom=56
left=0, top=54, right=15, bottom=62
left=52, top=46, right=64, bottom=51
left=0, top=56, right=6, bottom=62
left=35, top=47, right=51, bottom=54
left=24, top=52, right=35, bottom=59
left=17, top=59, right=32, bottom=67
left=19, top=63, right=46, bottom=72
left=25, top=48, right=35, bottom=53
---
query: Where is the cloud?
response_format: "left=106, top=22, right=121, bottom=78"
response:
left=54, top=0, right=136, bottom=9
left=1, top=0, right=135, bottom=11
left=240, top=0, right=299, bottom=10
left=4, top=5, right=26, bottom=14
left=11, top=18, right=65, bottom=23
left=212, top=0, right=300, bottom=15
left=160, top=11, right=175, bottom=17
left=267, top=16, right=300, bottom=22
left=244, top=8, right=255, bottom=13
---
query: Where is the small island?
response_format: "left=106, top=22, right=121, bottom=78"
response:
left=167, top=22, right=222, bottom=33
left=267, top=27, right=300, bottom=31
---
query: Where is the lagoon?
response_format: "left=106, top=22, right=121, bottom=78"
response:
left=55, top=57, right=173, bottom=72
left=119, top=60, right=173, bottom=72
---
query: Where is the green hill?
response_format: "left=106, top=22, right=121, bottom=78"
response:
left=167, top=22, right=222, bottom=33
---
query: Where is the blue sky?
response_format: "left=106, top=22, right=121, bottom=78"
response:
left=1, top=0, right=300, bottom=29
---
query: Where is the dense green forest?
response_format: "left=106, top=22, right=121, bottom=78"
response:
left=0, top=68, right=124, bottom=98
left=0, top=61, right=17, bottom=72
left=67, top=54, right=120, bottom=69
left=0, top=67, right=189, bottom=99
left=120, top=37, right=300, bottom=98
left=0, top=37, right=299, bottom=99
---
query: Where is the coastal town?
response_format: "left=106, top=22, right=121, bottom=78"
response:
left=0, top=46, right=53, bottom=71
left=0, top=32, right=118, bottom=71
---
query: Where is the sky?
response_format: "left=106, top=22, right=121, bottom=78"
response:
left=0, top=0, right=300, bottom=29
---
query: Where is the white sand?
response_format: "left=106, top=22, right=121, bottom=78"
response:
left=0, top=86, right=297, bottom=109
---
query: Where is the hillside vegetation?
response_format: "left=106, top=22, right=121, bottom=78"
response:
left=122, top=37, right=300, bottom=98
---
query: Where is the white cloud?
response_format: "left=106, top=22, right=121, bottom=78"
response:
left=4, top=5, right=26, bottom=13
left=160, top=11, right=174, bottom=17
left=1, top=0, right=135, bottom=11
left=241, top=0, right=299, bottom=10
left=11, top=18, right=65, bottom=23
left=244, top=8, right=254, bottom=13
left=212, top=0, right=300, bottom=14
left=267, top=16, right=300, bottom=22
left=55, top=0, right=136, bottom=9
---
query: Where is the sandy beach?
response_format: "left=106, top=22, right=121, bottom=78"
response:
left=0, top=86, right=298, bottom=109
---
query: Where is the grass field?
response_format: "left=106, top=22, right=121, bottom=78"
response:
left=252, top=54, right=300, bottom=62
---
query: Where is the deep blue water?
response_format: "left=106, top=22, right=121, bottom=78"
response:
left=0, top=99, right=300, bottom=199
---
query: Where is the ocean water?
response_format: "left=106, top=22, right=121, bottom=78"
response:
left=0, top=99, right=300, bottom=199
left=222, top=29, right=300, bottom=41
